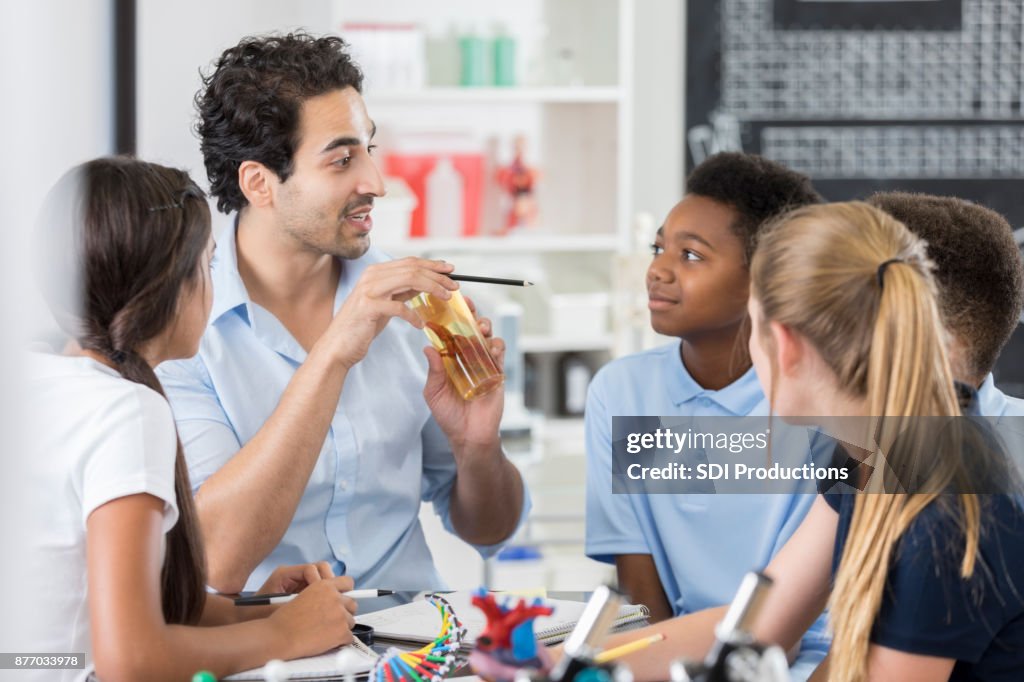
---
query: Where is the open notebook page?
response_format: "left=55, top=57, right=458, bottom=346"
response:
left=355, top=591, right=648, bottom=648
left=224, top=639, right=378, bottom=681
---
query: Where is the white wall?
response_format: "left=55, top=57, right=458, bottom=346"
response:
left=1, top=0, right=115, bottom=654
left=4, top=0, right=116, bottom=342
left=136, top=0, right=334, bottom=234
left=632, top=0, right=685, bottom=229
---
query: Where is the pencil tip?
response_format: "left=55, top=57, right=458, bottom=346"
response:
left=524, top=281, right=534, bottom=287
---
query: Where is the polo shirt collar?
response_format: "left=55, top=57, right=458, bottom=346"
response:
left=663, top=340, right=764, bottom=415
left=976, top=373, right=1006, bottom=417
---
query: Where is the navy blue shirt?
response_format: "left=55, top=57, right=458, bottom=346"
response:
left=822, top=383, right=1024, bottom=678
left=824, top=492, right=1024, bottom=679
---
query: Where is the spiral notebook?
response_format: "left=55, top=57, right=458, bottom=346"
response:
left=355, top=591, right=650, bottom=649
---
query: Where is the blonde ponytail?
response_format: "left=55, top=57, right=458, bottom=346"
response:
left=751, top=202, right=981, bottom=682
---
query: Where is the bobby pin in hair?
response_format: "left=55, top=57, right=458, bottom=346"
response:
left=147, top=201, right=183, bottom=212
left=147, top=190, right=191, bottom=212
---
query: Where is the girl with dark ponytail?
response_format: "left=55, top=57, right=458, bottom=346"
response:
left=27, top=157, right=359, bottom=681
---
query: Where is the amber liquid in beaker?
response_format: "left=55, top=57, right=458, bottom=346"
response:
left=410, top=291, right=504, bottom=400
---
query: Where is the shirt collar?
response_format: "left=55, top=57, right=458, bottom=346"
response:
left=663, top=340, right=764, bottom=415
left=210, top=217, right=377, bottom=323
left=976, top=373, right=1006, bottom=417
left=209, top=218, right=251, bottom=323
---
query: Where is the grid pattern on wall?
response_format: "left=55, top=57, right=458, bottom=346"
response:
left=721, top=0, right=1022, bottom=121
left=684, top=0, right=1024, bottom=393
left=685, top=0, right=1024, bottom=214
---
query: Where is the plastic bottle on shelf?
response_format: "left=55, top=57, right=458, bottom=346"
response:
left=520, top=22, right=549, bottom=87
left=459, top=26, right=491, bottom=87
left=425, top=157, right=464, bottom=238
left=558, top=353, right=593, bottom=417
left=427, top=26, right=460, bottom=87
left=493, top=24, right=516, bottom=87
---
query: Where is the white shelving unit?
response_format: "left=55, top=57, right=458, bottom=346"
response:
left=367, top=86, right=624, bottom=105
left=331, top=0, right=633, bottom=591
left=333, top=0, right=635, bottom=324
left=520, top=334, right=613, bottom=354
left=375, top=233, right=621, bottom=255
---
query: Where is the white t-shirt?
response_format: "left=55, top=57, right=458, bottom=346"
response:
left=21, top=352, right=179, bottom=682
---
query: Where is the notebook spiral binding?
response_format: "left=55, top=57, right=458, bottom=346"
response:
left=536, top=604, right=651, bottom=644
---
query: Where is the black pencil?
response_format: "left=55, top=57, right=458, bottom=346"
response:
left=449, top=274, right=534, bottom=287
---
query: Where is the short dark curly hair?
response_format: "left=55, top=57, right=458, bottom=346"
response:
left=686, top=152, right=823, bottom=262
left=868, top=192, right=1024, bottom=380
left=195, top=32, right=364, bottom=214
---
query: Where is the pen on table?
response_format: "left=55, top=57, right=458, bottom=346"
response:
left=234, top=589, right=395, bottom=606
left=449, top=274, right=534, bottom=287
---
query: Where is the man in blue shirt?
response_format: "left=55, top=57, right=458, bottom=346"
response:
left=157, top=33, right=527, bottom=593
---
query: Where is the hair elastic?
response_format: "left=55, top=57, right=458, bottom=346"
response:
left=876, top=258, right=906, bottom=290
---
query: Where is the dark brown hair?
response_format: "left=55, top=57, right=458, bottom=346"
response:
left=196, top=32, right=364, bottom=214
left=36, top=156, right=209, bottom=624
left=868, top=192, right=1024, bottom=381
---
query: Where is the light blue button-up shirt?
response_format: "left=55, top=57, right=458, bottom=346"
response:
left=584, top=341, right=826, bottom=680
left=157, top=225, right=525, bottom=591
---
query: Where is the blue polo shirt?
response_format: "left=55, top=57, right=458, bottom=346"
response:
left=157, top=224, right=529, bottom=591
left=978, top=373, right=1024, bottom=418
left=977, top=374, right=1024, bottom=472
left=584, top=341, right=826, bottom=679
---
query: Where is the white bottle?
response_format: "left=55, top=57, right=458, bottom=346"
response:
left=426, top=157, right=464, bottom=238
left=560, top=353, right=592, bottom=416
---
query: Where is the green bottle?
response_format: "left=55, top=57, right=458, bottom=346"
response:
left=459, top=32, right=490, bottom=87
left=493, top=30, right=516, bottom=87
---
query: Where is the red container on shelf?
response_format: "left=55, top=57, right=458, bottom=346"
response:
left=383, top=134, right=484, bottom=238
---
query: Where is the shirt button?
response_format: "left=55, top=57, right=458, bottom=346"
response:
left=339, top=545, right=349, bottom=555
left=340, top=480, right=348, bottom=491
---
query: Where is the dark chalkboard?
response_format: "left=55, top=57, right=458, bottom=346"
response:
left=774, top=0, right=962, bottom=30
left=685, top=0, right=1024, bottom=394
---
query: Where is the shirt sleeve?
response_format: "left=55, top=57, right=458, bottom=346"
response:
left=81, top=385, right=179, bottom=533
left=420, top=416, right=531, bottom=559
left=869, top=500, right=1014, bottom=662
left=584, top=371, right=649, bottom=563
left=156, top=355, right=241, bottom=493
